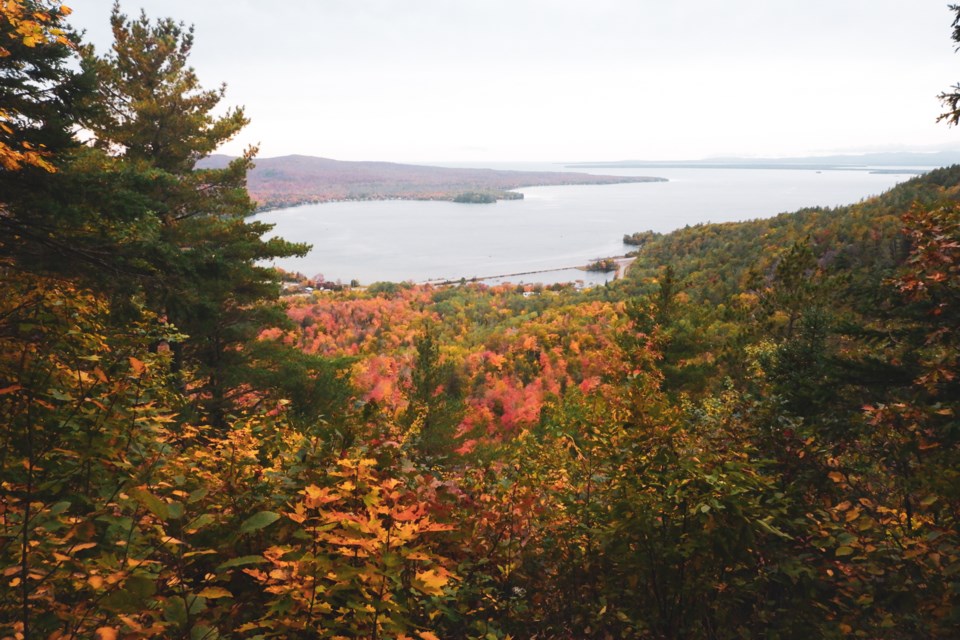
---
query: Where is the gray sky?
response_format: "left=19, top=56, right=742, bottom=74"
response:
left=69, top=0, right=960, bottom=162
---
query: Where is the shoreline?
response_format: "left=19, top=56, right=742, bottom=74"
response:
left=420, top=255, right=637, bottom=287
left=252, top=178, right=667, bottom=213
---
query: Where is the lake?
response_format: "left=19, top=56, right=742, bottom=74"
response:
left=255, top=166, right=914, bottom=286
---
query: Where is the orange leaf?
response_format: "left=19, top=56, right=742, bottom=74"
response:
left=129, top=356, right=145, bottom=375
left=95, top=628, right=118, bottom=640
left=392, top=505, right=421, bottom=522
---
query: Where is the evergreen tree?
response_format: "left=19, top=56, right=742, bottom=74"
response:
left=0, top=0, right=98, bottom=268
left=940, top=4, right=960, bottom=125
left=0, top=0, right=85, bottom=172
left=83, top=3, right=309, bottom=425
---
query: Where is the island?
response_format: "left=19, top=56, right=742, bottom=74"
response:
left=197, top=154, right=666, bottom=210
left=453, top=191, right=522, bottom=203
left=585, top=258, right=618, bottom=272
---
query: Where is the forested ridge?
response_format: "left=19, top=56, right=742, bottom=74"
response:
left=2, top=2, right=959, bottom=639
left=196, top=154, right=660, bottom=211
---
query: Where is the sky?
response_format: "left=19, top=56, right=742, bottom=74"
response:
left=69, top=0, right=960, bottom=163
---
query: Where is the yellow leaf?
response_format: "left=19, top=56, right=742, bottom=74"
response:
left=414, top=569, right=449, bottom=596
left=88, top=575, right=104, bottom=589
left=198, top=586, right=233, bottom=599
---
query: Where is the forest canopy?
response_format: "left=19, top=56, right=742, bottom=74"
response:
left=1, top=2, right=959, bottom=639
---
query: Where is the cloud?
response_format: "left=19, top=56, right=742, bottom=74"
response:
left=69, top=0, right=960, bottom=160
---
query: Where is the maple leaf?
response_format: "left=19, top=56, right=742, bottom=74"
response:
left=413, top=568, right=450, bottom=596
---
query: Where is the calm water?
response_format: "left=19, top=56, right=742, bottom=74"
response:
left=256, top=167, right=913, bottom=286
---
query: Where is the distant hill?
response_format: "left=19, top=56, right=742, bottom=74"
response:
left=198, top=154, right=664, bottom=210
left=567, top=150, right=960, bottom=172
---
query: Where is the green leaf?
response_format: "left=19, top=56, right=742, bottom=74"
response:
left=167, top=501, right=184, bottom=520
left=49, top=501, right=71, bottom=516
left=102, top=588, right=140, bottom=613
left=835, top=546, right=855, bottom=557
left=126, top=575, right=157, bottom=600
left=216, top=555, right=268, bottom=572
left=757, top=518, right=792, bottom=540
left=128, top=486, right=169, bottom=520
left=164, top=597, right=187, bottom=625
left=239, top=511, right=281, bottom=534
left=187, top=595, right=207, bottom=615
left=185, top=513, right=216, bottom=533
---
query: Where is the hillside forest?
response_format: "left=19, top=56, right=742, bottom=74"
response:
left=1, top=2, right=959, bottom=638
left=194, top=155, right=661, bottom=211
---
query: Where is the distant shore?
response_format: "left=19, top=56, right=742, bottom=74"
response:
left=420, top=255, right=637, bottom=287
left=252, top=178, right=666, bottom=213
left=196, top=153, right=665, bottom=213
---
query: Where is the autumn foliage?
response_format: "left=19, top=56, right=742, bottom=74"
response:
left=2, top=1, right=960, bottom=638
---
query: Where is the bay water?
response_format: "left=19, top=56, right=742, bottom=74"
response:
left=255, top=166, right=913, bottom=286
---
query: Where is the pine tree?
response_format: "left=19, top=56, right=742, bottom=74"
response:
left=0, top=0, right=98, bottom=268
left=0, top=0, right=83, bottom=172
left=83, top=2, right=309, bottom=425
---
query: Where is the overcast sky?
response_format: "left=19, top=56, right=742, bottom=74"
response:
left=69, top=0, right=960, bottom=162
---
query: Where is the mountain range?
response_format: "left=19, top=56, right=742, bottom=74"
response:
left=566, top=150, right=960, bottom=171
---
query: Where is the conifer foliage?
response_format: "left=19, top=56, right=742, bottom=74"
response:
left=82, top=3, right=309, bottom=425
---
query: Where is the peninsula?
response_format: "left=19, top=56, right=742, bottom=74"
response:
left=198, top=154, right=665, bottom=210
